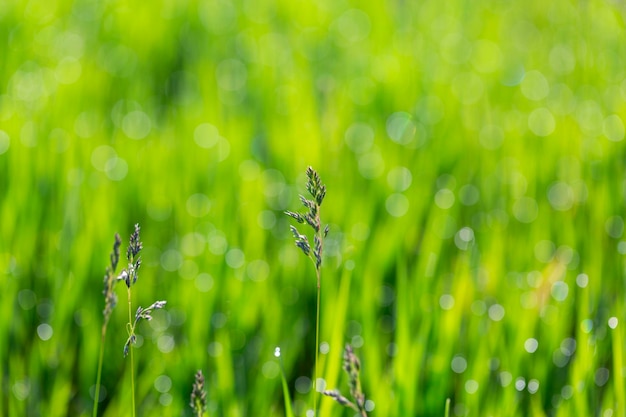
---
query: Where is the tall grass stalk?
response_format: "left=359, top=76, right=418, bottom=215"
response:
left=118, top=224, right=167, bottom=417
left=285, top=167, right=328, bottom=416
left=93, top=233, right=122, bottom=417
left=127, top=287, right=136, bottom=417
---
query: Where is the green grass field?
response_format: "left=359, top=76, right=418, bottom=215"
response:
left=2, top=0, right=626, bottom=416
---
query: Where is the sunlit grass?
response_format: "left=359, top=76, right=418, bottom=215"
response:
left=1, top=0, right=626, bottom=416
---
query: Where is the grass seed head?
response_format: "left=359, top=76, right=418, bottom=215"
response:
left=286, top=167, right=328, bottom=270
left=190, top=370, right=207, bottom=416
left=103, top=233, right=123, bottom=319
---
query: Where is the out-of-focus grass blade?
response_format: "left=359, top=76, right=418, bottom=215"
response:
left=276, top=348, right=295, bottom=417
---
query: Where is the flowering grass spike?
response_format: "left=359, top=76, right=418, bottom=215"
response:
left=285, top=166, right=329, bottom=415
left=190, top=370, right=207, bottom=417
left=323, top=344, right=368, bottom=417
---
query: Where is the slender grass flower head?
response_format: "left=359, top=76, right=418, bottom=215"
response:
left=190, top=370, right=207, bottom=416
left=103, top=233, right=122, bottom=320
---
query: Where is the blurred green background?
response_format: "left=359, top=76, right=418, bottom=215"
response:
left=2, top=0, right=626, bottom=416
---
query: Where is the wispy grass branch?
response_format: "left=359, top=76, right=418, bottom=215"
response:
left=117, top=224, right=167, bottom=417
left=286, top=167, right=329, bottom=416
left=93, top=233, right=122, bottom=417
left=323, top=344, right=368, bottom=417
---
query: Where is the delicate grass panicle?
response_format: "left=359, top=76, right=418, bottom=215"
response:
left=190, top=370, right=207, bottom=417
left=285, top=166, right=330, bottom=276
left=93, top=233, right=123, bottom=417
left=285, top=167, right=329, bottom=415
left=119, top=224, right=167, bottom=417
left=323, top=344, right=369, bottom=417
left=103, top=233, right=122, bottom=322
left=92, top=224, right=167, bottom=417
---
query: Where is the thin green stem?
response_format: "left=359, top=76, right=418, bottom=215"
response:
left=127, top=287, right=136, bottom=417
left=314, top=268, right=321, bottom=416
left=92, top=323, right=108, bottom=417
left=278, top=353, right=295, bottom=417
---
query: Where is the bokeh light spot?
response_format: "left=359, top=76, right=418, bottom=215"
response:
left=528, top=108, right=555, bottom=136
left=605, top=216, right=624, bottom=238
left=195, top=273, right=214, bottom=292
left=500, top=372, right=512, bottom=387
left=194, top=123, right=221, bottom=148
left=358, top=152, right=385, bottom=179
left=435, top=189, right=455, bottom=209
left=12, top=380, right=30, bottom=401
left=549, top=45, right=575, bottom=74
left=161, top=249, right=183, bottom=272
left=186, top=194, right=212, bottom=217
left=225, top=248, right=245, bottom=268
left=154, top=375, right=172, bottom=393
left=521, top=70, right=550, bottom=101
left=345, top=122, right=375, bottom=154
left=18, top=289, right=37, bottom=310
left=207, top=342, right=223, bottom=357
left=335, top=9, right=371, bottom=45
left=451, top=355, right=467, bottom=373
left=387, top=166, right=412, bottom=191
left=181, top=233, right=206, bottom=257
left=247, top=259, right=270, bottom=282
left=262, top=361, right=279, bottom=379
left=459, top=184, right=479, bottom=206
left=454, top=227, right=474, bottom=250
left=513, top=197, right=538, bottom=223
left=216, top=59, right=247, bottom=91
left=576, top=101, right=603, bottom=135
left=385, top=193, right=409, bottom=217
left=524, top=338, right=539, bottom=353
left=603, top=115, right=625, bottom=142
left=547, top=182, right=573, bottom=211
left=488, top=304, right=505, bottom=321
left=0, top=130, right=10, bottom=154
left=465, top=380, right=479, bottom=394
left=528, top=379, right=540, bottom=394
left=257, top=211, right=277, bottom=230
left=105, top=157, right=128, bottom=181
left=387, top=112, right=418, bottom=146
left=479, top=124, right=505, bottom=150
left=295, top=376, right=312, bottom=394
left=441, top=33, right=472, bottom=65
left=551, top=281, right=569, bottom=301
left=91, top=145, right=117, bottom=172
left=534, top=240, right=555, bottom=263
left=439, top=294, right=455, bottom=310
left=595, top=368, right=610, bottom=387
left=37, top=323, right=53, bottom=341
left=122, top=111, right=151, bottom=140
left=198, top=0, right=236, bottom=35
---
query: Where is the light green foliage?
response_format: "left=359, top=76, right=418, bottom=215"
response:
left=1, top=1, right=625, bottom=416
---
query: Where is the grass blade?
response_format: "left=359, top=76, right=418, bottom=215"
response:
left=276, top=348, right=294, bottom=417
